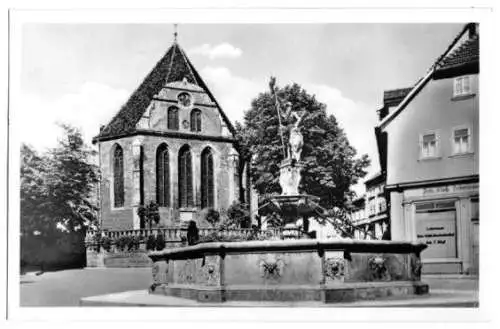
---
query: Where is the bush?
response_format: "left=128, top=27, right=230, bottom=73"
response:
left=155, top=233, right=166, bottom=251
left=203, top=208, right=220, bottom=227
left=128, top=235, right=141, bottom=251
left=114, top=236, right=128, bottom=251
left=101, top=236, right=112, bottom=252
left=146, top=235, right=156, bottom=251
left=226, top=201, right=251, bottom=228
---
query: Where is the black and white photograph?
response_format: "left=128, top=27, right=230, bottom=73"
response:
left=5, top=2, right=500, bottom=326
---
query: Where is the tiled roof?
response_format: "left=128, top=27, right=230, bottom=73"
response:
left=383, top=88, right=412, bottom=107
left=95, top=42, right=234, bottom=141
left=436, top=35, right=479, bottom=71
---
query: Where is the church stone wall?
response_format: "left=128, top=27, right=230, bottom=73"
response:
left=99, top=135, right=238, bottom=230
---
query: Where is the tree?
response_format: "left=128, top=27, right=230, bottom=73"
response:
left=225, top=201, right=251, bottom=228
left=20, top=124, right=99, bottom=270
left=203, top=208, right=221, bottom=228
left=236, top=80, right=370, bottom=211
left=137, top=201, right=161, bottom=229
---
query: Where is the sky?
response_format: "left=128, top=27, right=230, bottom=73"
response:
left=18, top=23, right=464, bottom=194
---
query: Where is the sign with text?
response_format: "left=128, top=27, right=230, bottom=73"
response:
left=415, top=211, right=457, bottom=259
left=405, top=182, right=479, bottom=198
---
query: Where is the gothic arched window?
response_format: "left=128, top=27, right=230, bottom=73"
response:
left=201, top=147, right=214, bottom=209
left=113, top=144, right=124, bottom=208
left=168, top=106, right=179, bottom=130
left=190, top=109, right=202, bottom=132
left=178, top=145, right=193, bottom=208
left=156, top=144, right=170, bottom=207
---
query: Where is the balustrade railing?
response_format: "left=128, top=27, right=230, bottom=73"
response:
left=86, top=227, right=283, bottom=245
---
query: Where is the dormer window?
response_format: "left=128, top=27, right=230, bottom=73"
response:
left=453, top=75, right=471, bottom=97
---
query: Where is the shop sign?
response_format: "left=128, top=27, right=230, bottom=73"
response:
left=405, top=183, right=479, bottom=198
left=416, top=217, right=457, bottom=259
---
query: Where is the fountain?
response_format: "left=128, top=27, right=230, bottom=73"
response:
left=138, top=78, right=429, bottom=304
left=81, top=78, right=429, bottom=306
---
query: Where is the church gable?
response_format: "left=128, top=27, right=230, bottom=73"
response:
left=94, top=42, right=235, bottom=142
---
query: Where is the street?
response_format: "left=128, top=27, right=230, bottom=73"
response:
left=20, top=267, right=478, bottom=307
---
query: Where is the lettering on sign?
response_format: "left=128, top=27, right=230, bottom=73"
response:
left=415, top=216, right=457, bottom=259
left=407, top=183, right=479, bottom=198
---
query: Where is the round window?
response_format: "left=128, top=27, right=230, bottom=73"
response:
left=177, top=92, right=192, bottom=108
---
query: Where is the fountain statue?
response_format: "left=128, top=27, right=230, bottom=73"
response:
left=265, top=78, right=320, bottom=226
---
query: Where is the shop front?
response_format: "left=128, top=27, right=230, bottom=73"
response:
left=391, top=181, right=478, bottom=274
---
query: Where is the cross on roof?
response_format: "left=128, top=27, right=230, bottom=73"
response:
left=173, top=24, right=178, bottom=43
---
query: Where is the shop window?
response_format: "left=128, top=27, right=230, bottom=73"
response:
left=415, top=203, right=457, bottom=259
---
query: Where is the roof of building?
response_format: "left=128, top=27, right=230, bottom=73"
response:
left=383, top=88, right=413, bottom=107
left=364, top=171, right=385, bottom=187
left=93, top=41, right=235, bottom=142
left=378, top=23, right=479, bottom=130
left=434, top=34, right=479, bottom=79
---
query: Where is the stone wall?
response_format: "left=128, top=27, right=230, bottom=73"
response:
left=99, top=135, right=239, bottom=230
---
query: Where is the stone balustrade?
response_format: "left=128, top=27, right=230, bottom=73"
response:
left=85, top=227, right=284, bottom=245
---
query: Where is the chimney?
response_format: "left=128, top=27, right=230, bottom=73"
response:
left=468, top=23, right=478, bottom=39
left=379, top=87, right=413, bottom=120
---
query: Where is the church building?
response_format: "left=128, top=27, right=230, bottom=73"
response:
left=93, top=37, right=241, bottom=230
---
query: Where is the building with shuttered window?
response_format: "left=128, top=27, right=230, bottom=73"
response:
left=375, top=23, right=479, bottom=274
left=93, top=39, right=241, bottom=230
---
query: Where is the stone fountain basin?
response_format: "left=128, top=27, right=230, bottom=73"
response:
left=147, top=239, right=428, bottom=304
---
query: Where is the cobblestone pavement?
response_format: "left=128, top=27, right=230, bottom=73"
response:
left=19, top=267, right=479, bottom=307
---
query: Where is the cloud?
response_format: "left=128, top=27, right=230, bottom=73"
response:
left=189, top=43, right=243, bottom=59
left=199, top=66, right=379, bottom=195
left=304, top=83, right=380, bottom=195
left=200, top=66, right=264, bottom=122
left=15, top=82, right=129, bottom=151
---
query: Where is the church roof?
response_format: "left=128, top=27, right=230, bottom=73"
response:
left=94, top=42, right=235, bottom=142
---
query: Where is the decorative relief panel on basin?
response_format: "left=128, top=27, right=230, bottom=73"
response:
left=176, top=259, right=197, bottom=284
left=257, top=255, right=287, bottom=281
left=324, top=257, right=345, bottom=282
left=368, top=256, right=391, bottom=281
left=197, top=255, right=221, bottom=286
left=151, top=260, right=169, bottom=291
left=410, top=254, right=423, bottom=280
